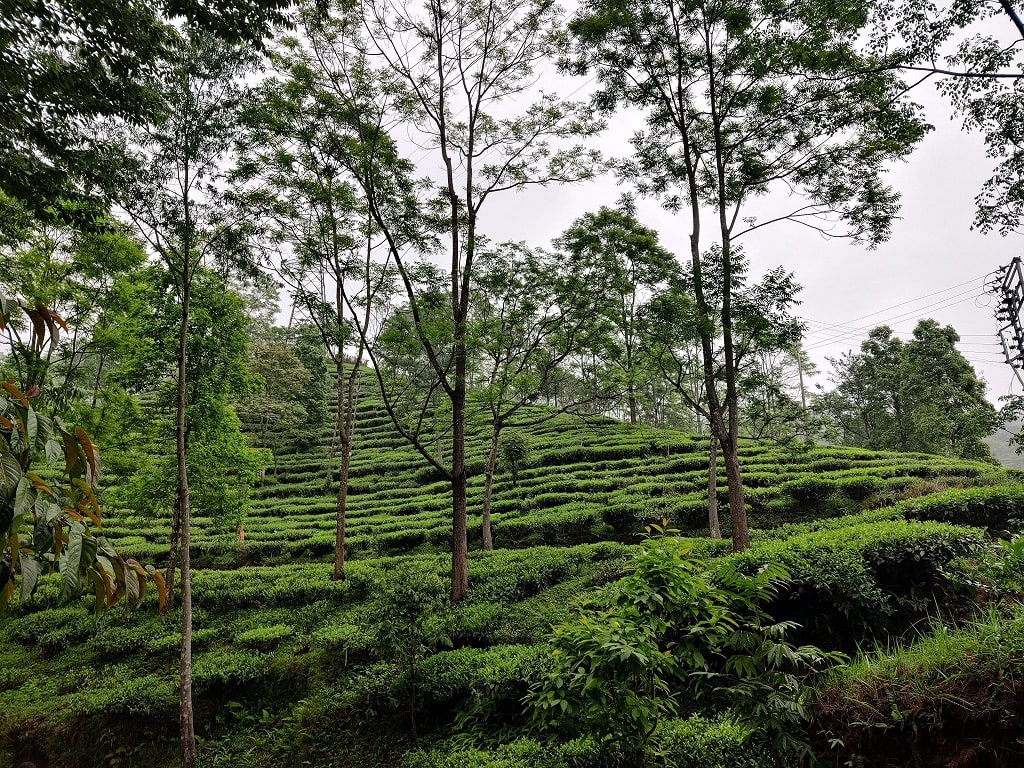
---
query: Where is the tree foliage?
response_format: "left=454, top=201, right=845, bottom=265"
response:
left=565, top=0, right=928, bottom=552
left=883, top=0, right=1024, bottom=234
left=820, top=319, right=997, bottom=460
left=331, top=0, right=603, bottom=601
left=469, top=240, right=613, bottom=548
left=529, top=525, right=839, bottom=765
left=112, top=266, right=269, bottom=531
left=555, top=207, right=675, bottom=425
left=1, top=0, right=290, bottom=223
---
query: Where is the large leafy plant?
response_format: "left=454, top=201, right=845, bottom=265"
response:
left=0, top=298, right=163, bottom=613
left=529, top=523, right=841, bottom=765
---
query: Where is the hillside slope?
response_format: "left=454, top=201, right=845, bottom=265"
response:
left=0, top=384, right=1016, bottom=768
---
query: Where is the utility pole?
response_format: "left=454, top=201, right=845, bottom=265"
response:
left=990, top=256, right=1024, bottom=388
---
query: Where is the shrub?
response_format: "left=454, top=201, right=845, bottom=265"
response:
left=193, top=649, right=275, bottom=692
left=723, top=520, right=984, bottom=649
left=781, top=476, right=838, bottom=508
left=311, top=621, right=374, bottom=657
left=147, top=627, right=219, bottom=654
left=530, top=532, right=836, bottom=766
left=896, top=486, right=1024, bottom=535
left=71, top=671, right=176, bottom=717
left=88, top=624, right=151, bottom=658
left=836, top=475, right=882, bottom=502
left=8, top=607, right=96, bottom=655
left=416, top=645, right=547, bottom=728
left=400, top=737, right=605, bottom=768
left=655, top=716, right=772, bottom=768
left=234, top=623, right=294, bottom=651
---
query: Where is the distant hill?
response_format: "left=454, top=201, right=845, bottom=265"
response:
left=986, top=422, right=1024, bottom=468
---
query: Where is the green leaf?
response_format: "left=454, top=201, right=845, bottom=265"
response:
left=33, top=413, right=52, bottom=454
left=14, top=475, right=35, bottom=517
left=0, top=499, right=13, bottom=538
left=90, top=569, right=106, bottom=615
left=59, top=426, right=83, bottom=480
left=60, top=524, right=85, bottom=601
left=0, top=452, right=21, bottom=493
left=81, top=535, right=98, bottom=574
left=20, top=554, right=41, bottom=601
left=25, top=407, right=37, bottom=449
left=124, top=566, right=140, bottom=612
left=43, top=438, right=63, bottom=464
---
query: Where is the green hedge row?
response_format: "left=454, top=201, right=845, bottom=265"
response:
left=400, top=716, right=770, bottom=768
left=720, top=519, right=984, bottom=649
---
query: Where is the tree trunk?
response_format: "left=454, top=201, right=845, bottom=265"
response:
left=164, top=496, right=180, bottom=613
left=481, top=425, right=500, bottom=551
left=797, top=354, right=807, bottom=410
left=721, top=435, right=749, bottom=550
left=332, top=438, right=351, bottom=581
left=176, top=277, right=197, bottom=768
left=707, top=435, right=721, bottom=539
left=333, top=361, right=351, bottom=581
left=450, top=358, right=469, bottom=603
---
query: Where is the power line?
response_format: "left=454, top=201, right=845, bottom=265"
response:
left=803, top=285, right=983, bottom=335
left=806, top=273, right=988, bottom=327
left=802, top=293, right=983, bottom=352
left=798, top=274, right=992, bottom=353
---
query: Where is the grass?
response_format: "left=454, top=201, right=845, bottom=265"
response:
left=812, top=604, right=1024, bottom=766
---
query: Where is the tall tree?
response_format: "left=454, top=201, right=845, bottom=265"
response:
left=738, top=347, right=819, bottom=444
left=112, top=266, right=268, bottom=541
left=885, top=0, right=1024, bottom=234
left=643, top=251, right=805, bottom=536
left=106, top=33, right=255, bottom=768
left=236, top=19, right=401, bottom=580
left=1, top=0, right=289, bottom=224
left=469, top=241, right=611, bottom=550
left=555, top=207, right=675, bottom=425
left=339, top=0, right=601, bottom=601
left=567, top=0, right=928, bottom=550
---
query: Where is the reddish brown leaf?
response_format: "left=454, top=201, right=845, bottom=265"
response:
left=1, top=380, right=29, bottom=408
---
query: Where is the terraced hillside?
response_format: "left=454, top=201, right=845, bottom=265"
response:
left=101, top=386, right=1005, bottom=567
left=2, top=383, right=1021, bottom=768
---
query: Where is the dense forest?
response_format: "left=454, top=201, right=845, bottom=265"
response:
left=3, top=0, right=1024, bottom=766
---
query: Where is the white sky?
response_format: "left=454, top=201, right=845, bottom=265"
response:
left=465, top=81, right=1022, bottom=406
left=333, top=5, right=1021, bottom=407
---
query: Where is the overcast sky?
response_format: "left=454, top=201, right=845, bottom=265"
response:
left=464, top=79, right=1021, bottom=406
left=352, top=4, right=1021, bottom=407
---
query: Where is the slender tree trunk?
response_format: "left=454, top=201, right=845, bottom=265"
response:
left=450, top=353, right=469, bottom=603
left=90, top=354, right=105, bottom=409
left=721, top=438, right=748, bottom=549
left=481, top=424, right=500, bottom=551
left=164, top=497, right=180, bottom=613
left=707, top=435, right=721, bottom=539
left=703, top=35, right=750, bottom=551
left=177, top=276, right=197, bottom=768
left=719, top=241, right=750, bottom=550
left=333, top=436, right=351, bottom=580
left=333, top=360, right=351, bottom=581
